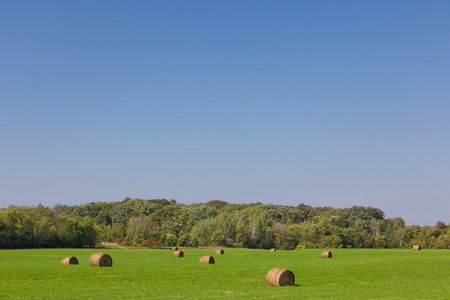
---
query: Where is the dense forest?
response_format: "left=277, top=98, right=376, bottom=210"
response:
left=1, top=198, right=449, bottom=249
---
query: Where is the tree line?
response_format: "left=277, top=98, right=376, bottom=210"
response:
left=1, top=198, right=449, bottom=249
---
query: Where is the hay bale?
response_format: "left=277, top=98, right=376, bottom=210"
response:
left=199, top=256, right=215, bottom=264
left=413, top=245, right=421, bottom=251
left=215, top=249, right=224, bottom=254
left=172, top=246, right=178, bottom=251
left=174, top=250, right=184, bottom=257
left=61, top=256, right=79, bottom=265
left=270, top=248, right=276, bottom=251
left=322, top=251, right=332, bottom=258
left=266, top=267, right=295, bottom=286
left=89, top=253, right=113, bottom=267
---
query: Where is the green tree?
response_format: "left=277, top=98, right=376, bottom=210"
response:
left=164, top=233, right=178, bottom=247
left=273, top=222, right=296, bottom=250
left=177, top=233, right=190, bottom=247
left=246, top=212, right=273, bottom=248
left=126, top=216, right=153, bottom=242
left=57, top=214, right=97, bottom=247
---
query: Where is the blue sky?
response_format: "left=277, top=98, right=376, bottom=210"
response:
left=1, top=0, right=449, bottom=226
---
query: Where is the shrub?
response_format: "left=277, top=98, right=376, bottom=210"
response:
left=164, top=233, right=178, bottom=247
left=177, top=234, right=190, bottom=247
left=189, top=236, right=200, bottom=248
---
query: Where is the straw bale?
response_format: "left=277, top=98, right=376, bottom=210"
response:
left=61, top=256, right=79, bottom=265
left=413, top=245, right=421, bottom=251
left=89, top=253, right=113, bottom=267
left=174, top=250, right=184, bottom=257
left=322, top=251, right=332, bottom=258
left=266, top=267, right=295, bottom=286
left=215, top=249, right=224, bottom=254
left=199, top=256, right=215, bottom=264
left=172, top=247, right=178, bottom=251
left=270, top=248, right=276, bottom=251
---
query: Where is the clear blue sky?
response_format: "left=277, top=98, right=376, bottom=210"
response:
left=1, top=1, right=449, bottom=226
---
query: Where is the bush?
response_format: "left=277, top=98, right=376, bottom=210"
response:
left=164, top=233, right=178, bottom=247
left=177, top=233, right=190, bottom=247
left=189, top=236, right=200, bottom=248
left=149, top=237, right=163, bottom=247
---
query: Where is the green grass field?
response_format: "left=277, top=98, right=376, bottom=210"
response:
left=0, top=248, right=449, bottom=299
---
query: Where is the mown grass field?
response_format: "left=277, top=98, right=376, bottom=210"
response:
left=0, top=248, right=449, bottom=299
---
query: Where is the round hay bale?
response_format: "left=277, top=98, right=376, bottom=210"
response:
left=215, top=249, right=224, bottom=255
left=90, top=253, right=113, bottom=267
left=61, top=256, right=79, bottom=265
left=172, top=246, right=178, bottom=251
left=322, top=251, right=332, bottom=258
left=266, top=267, right=295, bottom=286
left=270, top=248, right=276, bottom=251
left=174, top=250, right=184, bottom=257
left=199, top=256, right=215, bottom=264
left=413, top=245, right=421, bottom=251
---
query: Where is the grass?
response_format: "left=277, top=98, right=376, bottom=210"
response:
left=0, top=248, right=449, bottom=299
